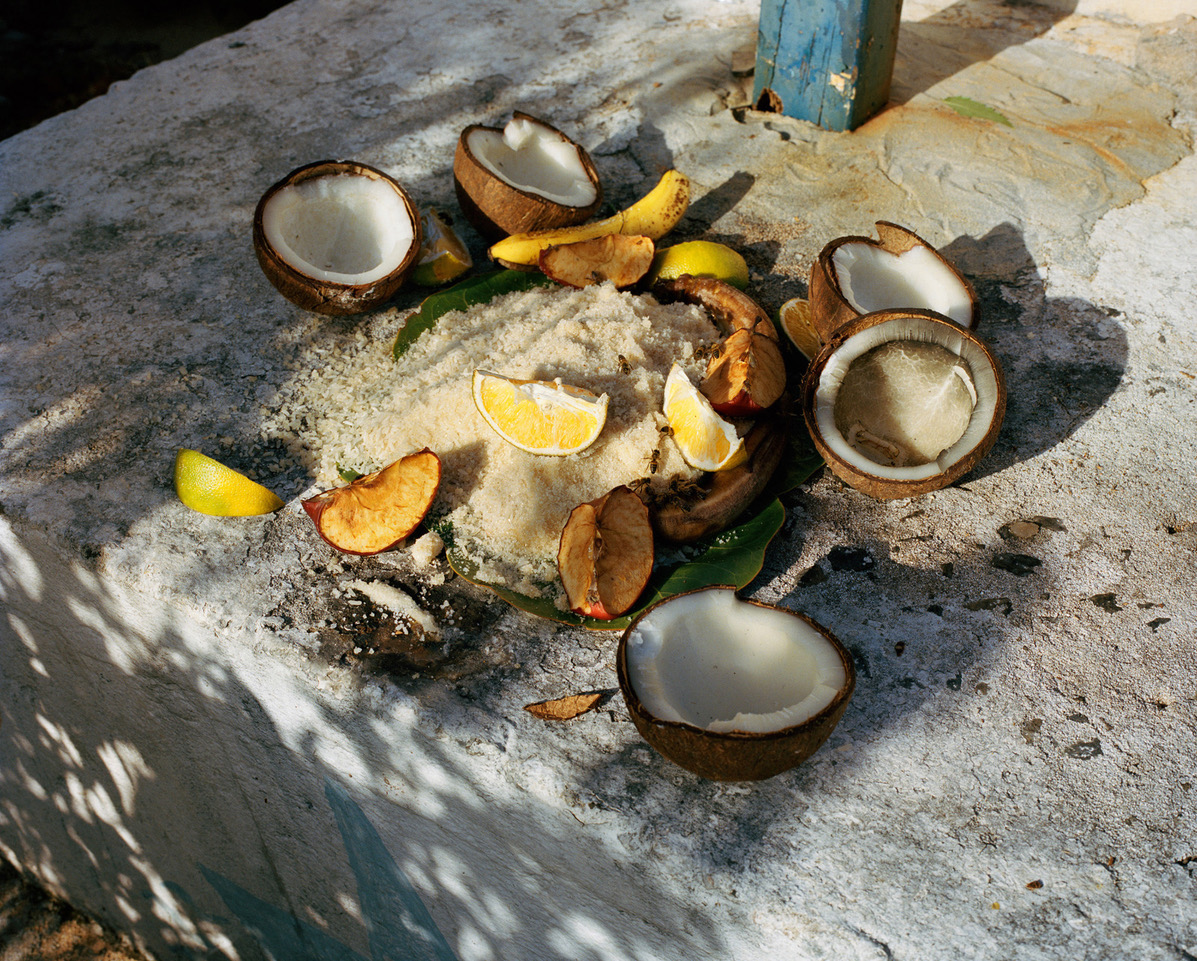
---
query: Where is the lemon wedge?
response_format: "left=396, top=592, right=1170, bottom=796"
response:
left=645, top=241, right=750, bottom=289
left=662, top=364, right=746, bottom=471
left=174, top=449, right=284, bottom=516
left=472, top=369, right=608, bottom=456
left=778, top=297, right=823, bottom=360
left=412, top=209, right=473, bottom=287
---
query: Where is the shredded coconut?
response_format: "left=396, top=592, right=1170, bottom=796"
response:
left=347, top=579, right=439, bottom=637
left=410, top=530, right=444, bottom=568
left=266, top=282, right=716, bottom=596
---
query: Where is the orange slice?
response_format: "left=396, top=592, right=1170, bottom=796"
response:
left=472, top=369, right=608, bottom=456
left=662, top=364, right=746, bottom=471
left=778, top=297, right=823, bottom=360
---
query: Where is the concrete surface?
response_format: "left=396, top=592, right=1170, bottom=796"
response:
left=1, top=1, right=1195, bottom=959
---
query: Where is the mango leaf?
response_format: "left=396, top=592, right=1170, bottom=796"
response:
left=442, top=496, right=787, bottom=631
left=392, top=269, right=554, bottom=359
left=943, top=96, right=1013, bottom=127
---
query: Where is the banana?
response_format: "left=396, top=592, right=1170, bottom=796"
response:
left=489, top=169, right=691, bottom=267
left=618, top=169, right=692, bottom=238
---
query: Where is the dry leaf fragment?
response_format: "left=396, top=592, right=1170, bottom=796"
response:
left=524, top=691, right=611, bottom=720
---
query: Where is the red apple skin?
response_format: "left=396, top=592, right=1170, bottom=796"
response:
left=710, top=391, right=766, bottom=417
left=572, top=598, right=617, bottom=621
left=301, top=492, right=411, bottom=557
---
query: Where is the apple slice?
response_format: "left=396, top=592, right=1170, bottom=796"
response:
left=302, top=449, right=441, bottom=555
left=558, top=485, right=654, bottom=620
left=700, top=324, right=787, bottom=415
left=653, top=275, right=786, bottom=414
left=539, top=234, right=655, bottom=289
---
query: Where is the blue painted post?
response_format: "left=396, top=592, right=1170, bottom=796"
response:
left=754, top=0, right=903, bottom=132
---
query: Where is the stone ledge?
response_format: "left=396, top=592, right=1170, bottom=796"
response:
left=2, top=2, right=1195, bottom=959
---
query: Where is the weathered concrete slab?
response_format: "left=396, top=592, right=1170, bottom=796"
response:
left=2, top=1, right=1195, bottom=959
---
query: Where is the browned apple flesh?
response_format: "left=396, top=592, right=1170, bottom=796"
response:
left=654, top=275, right=785, bottom=413
left=558, top=485, right=654, bottom=620
left=700, top=325, right=787, bottom=415
left=302, top=449, right=441, bottom=555
left=539, top=234, right=655, bottom=289
left=654, top=275, right=780, bottom=339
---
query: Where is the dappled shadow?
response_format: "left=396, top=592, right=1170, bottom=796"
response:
left=891, top=0, right=1079, bottom=105
left=0, top=525, right=734, bottom=960
left=2, top=0, right=1190, bottom=957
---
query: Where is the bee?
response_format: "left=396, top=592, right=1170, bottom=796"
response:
left=659, top=424, right=674, bottom=437
left=617, top=354, right=631, bottom=375
left=648, top=447, right=661, bottom=474
left=667, top=474, right=703, bottom=499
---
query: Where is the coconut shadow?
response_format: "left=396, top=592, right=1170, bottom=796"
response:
left=939, top=222, right=1128, bottom=482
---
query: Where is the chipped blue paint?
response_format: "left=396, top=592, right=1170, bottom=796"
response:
left=754, top=0, right=903, bottom=131
left=201, top=779, right=458, bottom=961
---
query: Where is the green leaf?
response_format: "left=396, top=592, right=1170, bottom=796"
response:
left=336, top=464, right=364, bottom=483
left=943, top=96, right=1013, bottom=127
left=392, top=269, right=555, bottom=359
left=442, top=497, right=787, bottom=631
left=773, top=429, right=823, bottom=497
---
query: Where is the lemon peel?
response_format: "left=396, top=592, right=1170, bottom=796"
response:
left=174, top=449, right=284, bottom=516
left=472, top=369, right=608, bottom=456
left=412, top=209, right=473, bottom=287
left=646, top=241, right=750, bottom=289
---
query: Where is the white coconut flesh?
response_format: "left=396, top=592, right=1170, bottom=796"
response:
left=626, top=591, right=846, bottom=735
left=833, top=242, right=973, bottom=327
left=467, top=117, right=598, bottom=208
left=815, top=317, right=999, bottom=480
left=261, top=174, right=416, bottom=285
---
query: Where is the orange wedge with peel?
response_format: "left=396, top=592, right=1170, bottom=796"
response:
left=472, top=369, right=608, bottom=456
left=778, top=297, right=823, bottom=360
left=662, top=364, right=746, bottom=471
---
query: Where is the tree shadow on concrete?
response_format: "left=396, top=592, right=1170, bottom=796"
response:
left=0, top=526, right=735, bottom=961
left=939, top=221, right=1128, bottom=482
left=891, top=0, right=1080, bottom=105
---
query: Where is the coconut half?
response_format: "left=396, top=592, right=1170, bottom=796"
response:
left=254, top=160, right=421, bottom=315
left=453, top=112, right=602, bottom=240
left=617, top=587, right=855, bottom=781
left=809, top=222, right=979, bottom=342
left=802, top=308, right=1006, bottom=499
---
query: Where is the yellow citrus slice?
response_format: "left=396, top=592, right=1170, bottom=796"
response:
left=472, top=369, right=608, bottom=456
left=645, top=241, right=750, bottom=289
left=174, top=449, right=284, bottom=516
left=778, top=296, right=822, bottom=360
left=412, top=209, right=473, bottom=286
left=662, top=364, right=746, bottom=471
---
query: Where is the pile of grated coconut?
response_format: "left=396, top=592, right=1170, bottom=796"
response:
left=266, top=282, right=718, bottom=598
